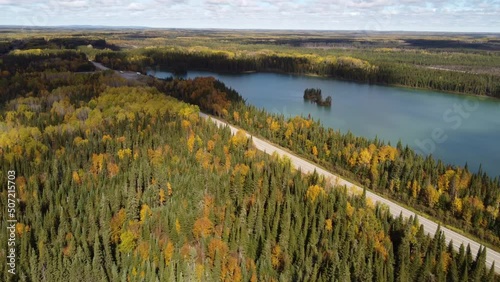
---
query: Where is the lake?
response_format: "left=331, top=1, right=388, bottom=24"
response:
left=149, top=69, right=500, bottom=178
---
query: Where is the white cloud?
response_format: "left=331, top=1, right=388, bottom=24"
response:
left=127, top=2, right=146, bottom=10
left=59, top=1, right=88, bottom=7
left=0, top=0, right=498, bottom=32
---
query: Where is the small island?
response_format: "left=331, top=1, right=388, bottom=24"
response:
left=304, top=88, right=332, bottom=107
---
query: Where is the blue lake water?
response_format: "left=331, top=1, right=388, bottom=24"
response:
left=150, top=69, right=500, bottom=178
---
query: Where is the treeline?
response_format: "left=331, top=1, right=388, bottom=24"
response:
left=375, top=62, right=498, bottom=96
left=0, top=37, right=119, bottom=55
left=148, top=77, right=500, bottom=248
left=339, top=48, right=500, bottom=68
left=244, top=37, right=500, bottom=51
left=95, top=48, right=378, bottom=82
left=0, top=70, right=497, bottom=281
left=0, top=49, right=95, bottom=77
left=94, top=47, right=500, bottom=97
left=148, top=76, right=244, bottom=116
left=0, top=49, right=151, bottom=105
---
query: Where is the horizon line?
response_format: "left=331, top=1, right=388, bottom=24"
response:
left=0, top=25, right=499, bottom=35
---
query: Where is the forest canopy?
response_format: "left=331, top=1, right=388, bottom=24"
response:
left=1, top=69, right=497, bottom=281
left=0, top=32, right=499, bottom=281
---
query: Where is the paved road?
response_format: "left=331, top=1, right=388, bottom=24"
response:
left=200, top=112, right=500, bottom=273
left=90, top=61, right=499, bottom=273
left=423, top=66, right=469, bottom=74
left=91, top=61, right=144, bottom=80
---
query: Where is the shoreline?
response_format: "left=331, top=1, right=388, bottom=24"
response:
left=147, top=65, right=499, bottom=100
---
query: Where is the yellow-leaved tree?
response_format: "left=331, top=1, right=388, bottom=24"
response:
left=192, top=217, right=213, bottom=239
left=423, top=184, right=440, bottom=208
left=163, top=241, right=174, bottom=265
left=139, top=204, right=152, bottom=222
left=110, top=209, right=126, bottom=243
left=306, top=185, right=326, bottom=203
left=118, top=231, right=137, bottom=253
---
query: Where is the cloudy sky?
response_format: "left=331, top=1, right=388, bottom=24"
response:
left=0, top=0, right=499, bottom=32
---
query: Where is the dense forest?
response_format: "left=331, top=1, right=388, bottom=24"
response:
left=147, top=76, right=500, bottom=249
left=1, top=49, right=94, bottom=76
left=0, top=37, right=119, bottom=55
left=1, top=48, right=498, bottom=281
left=94, top=47, right=500, bottom=98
